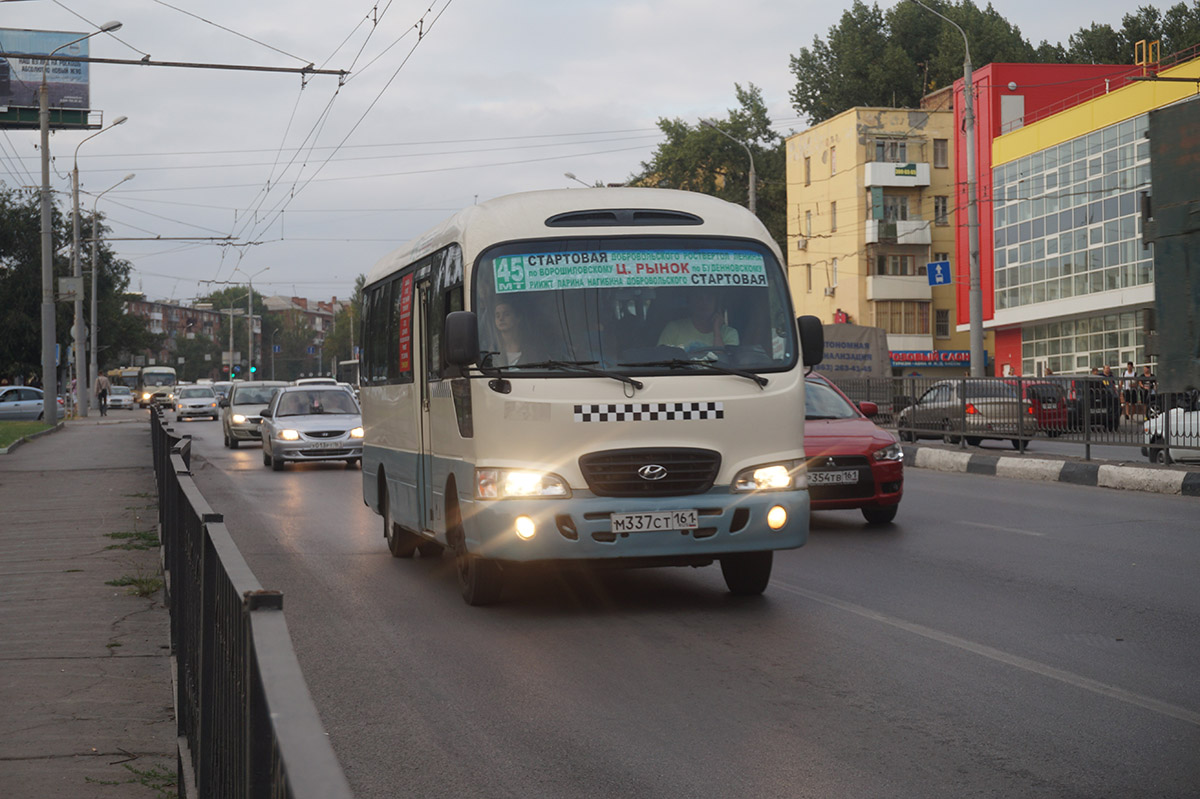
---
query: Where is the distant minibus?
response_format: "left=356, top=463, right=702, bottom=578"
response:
left=107, top=367, right=140, bottom=389
left=135, top=365, right=177, bottom=407
left=360, top=188, right=823, bottom=605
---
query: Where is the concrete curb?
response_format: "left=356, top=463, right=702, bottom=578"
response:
left=0, top=421, right=64, bottom=455
left=901, top=444, right=1200, bottom=497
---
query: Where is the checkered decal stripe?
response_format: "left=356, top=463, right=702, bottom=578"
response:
left=573, top=402, right=724, bottom=422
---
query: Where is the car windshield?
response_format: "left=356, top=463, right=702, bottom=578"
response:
left=471, top=237, right=796, bottom=375
left=805, top=380, right=860, bottom=420
left=180, top=388, right=214, bottom=398
left=233, top=387, right=279, bottom=405
left=110, top=386, right=131, bottom=395
left=276, top=390, right=359, bottom=416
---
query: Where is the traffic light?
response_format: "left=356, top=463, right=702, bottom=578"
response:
left=250, top=365, right=257, bottom=374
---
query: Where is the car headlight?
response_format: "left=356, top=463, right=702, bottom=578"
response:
left=871, top=442, right=903, bottom=462
left=279, top=429, right=300, bottom=441
left=231, top=414, right=247, bottom=424
left=475, top=468, right=570, bottom=499
left=731, top=460, right=806, bottom=493
left=349, top=426, right=364, bottom=438
left=142, top=392, right=152, bottom=401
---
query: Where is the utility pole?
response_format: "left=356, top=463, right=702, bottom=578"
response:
left=914, top=0, right=984, bottom=376
left=72, top=115, right=128, bottom=417
left=38, top=22, right=123, bottom=424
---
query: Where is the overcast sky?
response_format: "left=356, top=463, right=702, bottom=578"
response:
left=1, top=0, right=1147, bottom=304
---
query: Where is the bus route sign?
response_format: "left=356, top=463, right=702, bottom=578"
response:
left=493, top=250, right=767, bottom=294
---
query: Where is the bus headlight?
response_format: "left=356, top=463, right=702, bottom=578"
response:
left=731, top=461, right=806, bottom=492
left=475, top=468, right=571, bottom=499
left=279, top=429, right=300, bottom=441
left=349, top=427, right=364, bottom=439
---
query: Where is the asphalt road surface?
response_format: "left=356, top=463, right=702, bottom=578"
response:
left=179, top=416, right=1200, bottom=799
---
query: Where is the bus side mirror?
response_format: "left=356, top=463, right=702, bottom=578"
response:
left=445, top=311, right=480, bottom=366
left=798, top=315, right=824, bottom=367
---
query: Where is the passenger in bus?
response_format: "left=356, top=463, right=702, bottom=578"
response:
left=657, top=290, right=739, bottom=355
left=493, top=300, right=546, bottom=366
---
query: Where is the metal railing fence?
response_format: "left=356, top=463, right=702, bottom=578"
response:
left=830, top=375, right=1199, bottom=463
left=151, top=410, right=353, bottom=799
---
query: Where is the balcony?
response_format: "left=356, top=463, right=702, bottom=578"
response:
left=865, top=219, right=932, bottom=245
left=864, top=161, right=931, bottom=188
left=867, top=275, right=932, bottom=302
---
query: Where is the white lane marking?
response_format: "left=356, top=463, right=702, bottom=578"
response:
left=962, top=521, right=1046, bottom=537
left=772, top=581, right=1200, bottom=728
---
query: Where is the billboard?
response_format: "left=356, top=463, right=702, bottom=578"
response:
left=0, top=29, right=92, bottom=109
left=821, top=323, right=891, bottom=379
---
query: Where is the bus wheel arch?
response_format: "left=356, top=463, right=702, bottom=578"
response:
left=447, top=485, right=502, bottom=606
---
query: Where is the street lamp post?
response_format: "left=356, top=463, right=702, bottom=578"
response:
left=563, top=172, right=592, bottom=188
left=90, top=173, right=134, bottom=407
left=73, top=115, right=128, bottom=416
left=38, top=20, right=122, bottom=424
left=699, top=119, right=756, bottom=215
left=914, top=0, right=984, bottom=377
left=270, top=327, right=280, bottom=380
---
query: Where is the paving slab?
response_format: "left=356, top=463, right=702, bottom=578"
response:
left=0, top=416, right=176, bottom=798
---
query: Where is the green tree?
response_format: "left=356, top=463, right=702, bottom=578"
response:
left=170, top=333, right=224, bottom=382
left=630, top=84, right=787, bottom=249
left=321, top=274, right=366, bottom=369
left=263, top=310, right=324, bottom=381
left=1067, top=22, right=1126, bottom=63
left=1162, top=1, right=1200, bottom=54
left=789, top=1, right=918, bottom=123
left=197, top=286, right=269, bottom=376
left=0, top=188, right=155, bottom=382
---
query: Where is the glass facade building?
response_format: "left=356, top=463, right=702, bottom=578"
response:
left=991, top=113, right=1153, bottom=315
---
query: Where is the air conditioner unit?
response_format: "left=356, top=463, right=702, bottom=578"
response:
left=823, top=286, right=836, bottom=297
left=796, top=238, right=807, bottom=251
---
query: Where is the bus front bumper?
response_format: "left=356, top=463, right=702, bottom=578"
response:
left=460, top=490, right=810, bottom=563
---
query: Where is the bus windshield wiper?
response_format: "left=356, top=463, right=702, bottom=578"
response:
left=507, top=359, right=644, bottom=390
left=617, top=358, right=768, bottom=388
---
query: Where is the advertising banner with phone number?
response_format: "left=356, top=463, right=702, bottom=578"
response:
left=493, top=250, right=767, bottom=293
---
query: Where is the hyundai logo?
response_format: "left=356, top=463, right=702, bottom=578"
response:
left=637, top=464, right=668, bottom=481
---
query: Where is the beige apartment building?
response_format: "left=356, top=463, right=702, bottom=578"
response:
left=784, top=106, right=985, bottom=374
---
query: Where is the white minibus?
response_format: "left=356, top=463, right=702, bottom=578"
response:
left=360, top=188, right=823, bottom=605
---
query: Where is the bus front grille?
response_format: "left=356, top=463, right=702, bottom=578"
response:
left=579, top=448, right=721, bottom=497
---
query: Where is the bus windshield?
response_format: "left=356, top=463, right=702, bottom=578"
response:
left=141, top=371, right=176, bottom=387
left=474, top=238, right=795, bottom=373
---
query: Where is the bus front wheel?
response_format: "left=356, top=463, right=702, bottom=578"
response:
left=719, top=551, right=773, bottom=596
left=454, top=540, right=503, bottom=606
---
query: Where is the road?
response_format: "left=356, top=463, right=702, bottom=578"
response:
left=178, top=416, right=1200, bottom=799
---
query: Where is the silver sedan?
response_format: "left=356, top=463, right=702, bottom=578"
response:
left=259, top=386, right=363, bottom=471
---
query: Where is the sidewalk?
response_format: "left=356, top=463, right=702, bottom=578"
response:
left=0, top=415, right=176, bottom=798
left=899, top=440, right=1200, bottom=496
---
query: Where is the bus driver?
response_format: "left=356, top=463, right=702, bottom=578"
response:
left=657, top=290, right=739, bottom=354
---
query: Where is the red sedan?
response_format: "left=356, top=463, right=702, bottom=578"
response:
left=804, top=373, right=904, bottom=524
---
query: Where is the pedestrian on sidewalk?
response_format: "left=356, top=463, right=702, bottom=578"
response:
left=94, top=372, right=111, bottom=417
left=1121, top=361, right=1137, bottom=419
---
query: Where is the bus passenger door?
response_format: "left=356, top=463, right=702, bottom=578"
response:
left=415, top=279, right=436, bottom=533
